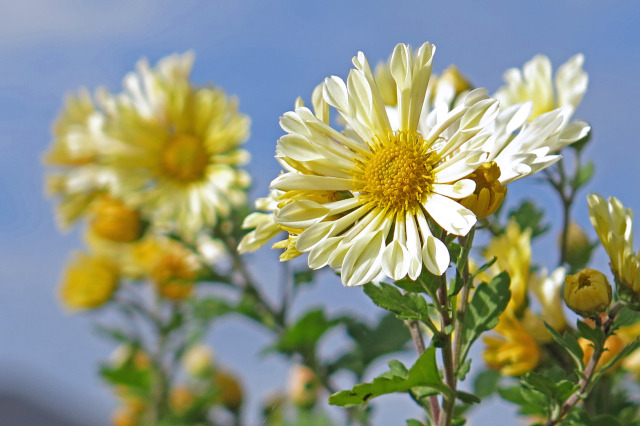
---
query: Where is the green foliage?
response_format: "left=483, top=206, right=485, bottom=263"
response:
left=329, top=313, right=411, bottom=378
left=460, top=272, right=511, bottom=361
left=406, top=420, right=426, bottom=426
left=612, top=306, right=640, bottom=329
left=473, top=370, right=501, bottom=399
left=99, top=357, right=152, bottom=398
left=363, top=282, right=432, bottom=324
left=270, top=309, right=340, bottom=359
left=572, top=161, right=595, bottom=191
left=576, top=319, right=606, bottom=348
left=545, top=323, right=584, bottom=371
left=293, top=269, right=314, bottom=288
left=508, top=200, right=550, bottom=238
left=329, top=347, right=449, bottom=407
left=191, top=297, right=234, bottom=322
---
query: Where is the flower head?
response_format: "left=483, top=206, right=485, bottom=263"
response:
left=182, top=344, right=215, bottom=378
left=564, top=268, right=612, bottom=317
left=587, top=193, right=640, bottom=300
left=59, top=252, right=119, bottom=311
left=99, top=52, right=250, bottom=239
left=272, top=43, right=501, bottom=286
left=483, top=313, right=540, bottom=376
left=288, top=365, right=320, bottom=409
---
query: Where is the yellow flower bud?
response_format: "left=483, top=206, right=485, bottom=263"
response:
left=287, top=365, right=320, bottom=409
left=561, top=222, right=592, bottom=267
left=564, top=268, right=612, bottom=317
left=90, top=196, right=144, bottom=243
left=213, top=370, right=243, bottom=412
left=459, top=162, right=507, bottom=220
left=483, top=314, right=540, bottom=376
left=182, top=344, right=215, bottom=378
left=438, top=65, right=473, bottom=95
left=170, top=385, right=196, bottom=415
left=111, top=406, right=140, bottom=426
left=59, top=252, right=119, bottom=311
left=150, top=251, right=199, bottom=300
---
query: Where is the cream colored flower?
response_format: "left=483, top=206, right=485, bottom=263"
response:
left=101, top=52, right=250, bottom=239
left=495, top=54, right=588, bottom=120
left=272, top=43, right=500, bottom=286
left=529, top=267, right=568, bottom=331
left=588, top=193, right=640, bottom=295
left=44, top=89, right=117, bottom=228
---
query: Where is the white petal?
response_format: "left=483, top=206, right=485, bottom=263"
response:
left=341, top=231, right=385, bottom=287
left=422, top=235, right=450, bottom=276
left=423, top=194, right=476, bottom=236
left=432, top=179, right=476, bottom=199
left=276, top=200, right=330, bottom=229
left=382, top=240, right=410, bottom=281
left=271, top=173, right=353, bottom=191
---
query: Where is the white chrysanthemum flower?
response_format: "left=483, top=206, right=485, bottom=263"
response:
left=495, top=54, right=588, bottom=120
left=271, top=42, right=500, bottom=286
left=588, top=194, right=640, bottom=294
left=529, top=267, right=567, bottom=332
left=100, top=52, right=251, bottom=239
left=238, top=190, right=284, bottom=253
left=44, top=88, right=118, bottom=228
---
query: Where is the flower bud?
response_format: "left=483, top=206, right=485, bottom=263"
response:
left=287, top=365, right=319, bottom=409
left=90, top=196, right=144, bottom=243
left=438, top=65, right=473, bottom=95
left=561, top=222, right=592, bottom=268
left=111, top=406, right=140, bottom=426
left=459, top=162, right=507, bottom=219
left=213, top=370, right=243, bottom=412
left=170, top=385, right=196, bottom=415
left=182, top=344, right=215, bottom=378
left=564, top=268, right=612, bottom=317
left=59, top=252, right=119, bottom=311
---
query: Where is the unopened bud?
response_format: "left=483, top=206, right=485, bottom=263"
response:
left=438, top=65, right=473, bottom=95
left=182, top=344, right=215, bottom=378
left=564, top=268, right=612, bottom=317
left=459, top=162, right=507, bottom=219
left=90, top=196, right=144, bottom=243
left=213, top=370, right=243, bottom=412
left=111, top=406, right=140, bottom=426
left=170, top=385, right=196, bottom=415
left=561, top=222, right=592, bottom=268
left=288, top=365, right=319, bottom=409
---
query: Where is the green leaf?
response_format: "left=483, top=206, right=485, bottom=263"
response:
left=612, top=306, right=640, bottom=329
left=473, top=370, right=500, bottom=399
left=329, top=347, right=449, bottom=407
left=191, top=297, right=234, bottom=322
left=363, top=283, right=432, bottom=324
left=593, top=339, right=640, bottom=382
left=99, top=361, right=151, bottom=397
left=271, top=309, right=340, bottom=358
left=293, top=269, right=314, bottom=288
left=460, top=272, right=511, bottom=360
left=406, top=420, right=426, bottom=426
left=456, top=390, right=481, bottom=404
left=545, top=323, right=584, bottom=371
left=456, top=359, right=471, bottom=380
left=508, top=200, right=549, bottom=238
left=573, top=161, right=595, bottom=190
left=94, top=324, right=137, bottom=344
left=577, top=319, right=605, bottom=347
left=395, top=278, right=426, bottom=293
left=470, top=257, right=497, bottom=280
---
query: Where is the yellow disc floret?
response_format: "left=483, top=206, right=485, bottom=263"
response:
left=357, top=130, right=436, bottom=212
left=161, top=134, right=209, bottom=183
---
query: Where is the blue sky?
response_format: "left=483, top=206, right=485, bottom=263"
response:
left=1, top=0, right=639, bottom=424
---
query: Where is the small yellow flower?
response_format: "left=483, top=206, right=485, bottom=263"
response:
left=170, top=385, right=196, bottom=415
left=111, top=405, right=141, bottom=426
left=288, top=365, right=320, bottom=409
left=459, top=161, right=507, bottom=219
left=438, top=65, right=473, bottom=95
left=213, top=370, right=243, bottom=412
left=182, top=344, right=215, bottom=378
left=89, top=196, right=144, bottom=243
left=564, top=268, right=612, bottom=317
left=484, top=219, right=531, bottom=313
left=483, top=313, right=540, bottom=376
left=59, top=252, right=119, bottom=311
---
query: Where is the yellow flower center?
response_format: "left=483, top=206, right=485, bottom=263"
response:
left=161, top=134, right=209, bottom=182
left=356, top=130, right=436, bottom=212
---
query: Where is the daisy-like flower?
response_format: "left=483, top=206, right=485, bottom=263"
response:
left=44, top=89, right=117, bottom=228
left=101, top=52, right=251, bottom=239
left=588, top=193, right=640, bottom=298
left=495, top=54, right=588, bottom=121
left=272, top=42, right=501, bottom=287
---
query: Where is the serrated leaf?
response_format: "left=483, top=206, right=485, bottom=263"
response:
left=457, top=359, right=471, bottom=380
left=508, top=200, right=549, bottom=238
left=545, top=323, right=584, bottom=371
left=191, top=297, right=234, bottom=322
left=470, top=257, right=497, bottom=280
left=612, top=306, right=640, bottom=329
left=577, top=320, right=605, bottom=347
left=329, top=347, right=449, bottom=407
left=363, top=283, right=431, bottom=323
left=395, top=278, right=426, bottom=293
left=460, top=272, right=511, bottom=360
